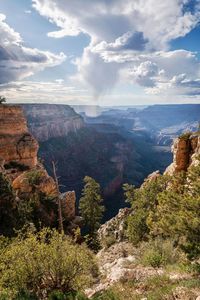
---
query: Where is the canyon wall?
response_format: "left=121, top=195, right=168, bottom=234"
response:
left=21, top=104, right=84, bottom=141
left=0, top=104, right=76, bottom=222
left=0, top=105, right=38, bottom=169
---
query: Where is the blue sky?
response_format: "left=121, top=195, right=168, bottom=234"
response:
left=0, top=0, right=200, bottom=105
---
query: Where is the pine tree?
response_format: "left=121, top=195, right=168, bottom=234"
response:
left=79, top=176, right=105, bottom=236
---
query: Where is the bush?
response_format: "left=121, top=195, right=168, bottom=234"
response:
left=26, top=169, right=42, bottom=186
left=101, top=235, right=116, bottom=249
left=139, top=239, right=184, bottom=268
left=141, top=248, right=163, bottom=268
left=0, top=228, right=97, bottom=299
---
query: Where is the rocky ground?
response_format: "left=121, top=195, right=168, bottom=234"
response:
left=86, top=242, right=200, bottom=299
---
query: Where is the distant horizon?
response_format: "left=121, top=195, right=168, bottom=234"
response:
left=8, top=102, right=200, bottom=108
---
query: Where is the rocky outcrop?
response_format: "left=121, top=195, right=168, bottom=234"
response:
left=0, top=104, right=77, bottom=226
left=60, top=191, right=76, bottom=220
left=165, top=134, right=200, bottom=175
left=98, top=208, right=131, bottom=245
left=0, top=105, right=38, bottom=170
left=12, top=166, right=57, bottom=198
left=86, top=242, right=196, bottom=298
left=21, top=104, right=84, bottom=142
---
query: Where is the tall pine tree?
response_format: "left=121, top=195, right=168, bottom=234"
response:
left=79, top=176, right=105, bottom=237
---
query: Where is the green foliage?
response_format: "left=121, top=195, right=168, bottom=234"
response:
left=141, top=248, right=163, bottom=268
left=124, top=176, right=169, bottom=244
left=101, top=235, right=116, bottom=249
left=0, top=173, right=17, bottom=235
left=139, top=239, right=184, bottom=268
left=48, top=290, right=88, bottom=300
left=0, top=228, right=97, bottom=299
left=79, top=176, right=105, bottom=237
left=125, top=158, right=200, bottom=260
left=26, top=169, right=42, bottom=186
left=149, top=164, right=200, bottom=259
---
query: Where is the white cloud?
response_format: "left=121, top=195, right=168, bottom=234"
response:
left=32, top=0, right=200, bottom=48
left=31, top=0, right=200, bottom=99
left=0, top=14, right=66, bottom=84
left=0, top=80, right=89, bottom=103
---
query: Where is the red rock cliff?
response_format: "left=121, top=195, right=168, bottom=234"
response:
left=0, top=105, right=38, bottom=168
left=165, top=134, right=200, bottom=175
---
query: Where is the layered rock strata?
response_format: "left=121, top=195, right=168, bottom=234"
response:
left=0, top=105, right=38, bottom=169
left=21, top=104, right=84, bottom=142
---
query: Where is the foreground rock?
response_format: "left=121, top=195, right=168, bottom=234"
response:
left=86, top=242, right=198, bottom=298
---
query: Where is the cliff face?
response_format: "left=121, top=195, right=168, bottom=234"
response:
left=21, top=104, right=84, bottom=142
left=0, top=105, right=38, bottom=169
left=165, top=134, right=200, bottom=175
left=0, top=104, right=76, bottom=227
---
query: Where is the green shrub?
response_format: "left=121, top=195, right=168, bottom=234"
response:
left=101, top=235, right=116, bottom=249
left=142, top=248, right=163, bottom=268
left=26, top=169, right=42, bottom=186
left=139, top=239, right=184, bottom=268
left=0, top=228, right=97, bottom=299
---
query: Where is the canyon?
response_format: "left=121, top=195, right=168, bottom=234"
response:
left=1, top=103, right=198, bottom=222
left=18, top=103, right=199, bottom=220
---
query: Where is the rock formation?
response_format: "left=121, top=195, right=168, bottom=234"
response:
left=98, top=208, right=131, bottom=245
left=60, top=191, right=76, bottom=220
left=0, top=105, right=77, bottom=225
left=0, top=105, right=38, bottom=170
left=12, top=166, right=57, bottom=198
left=165, top=134, right=200, bottom=175
left=21, top=104, right=84, bottom=142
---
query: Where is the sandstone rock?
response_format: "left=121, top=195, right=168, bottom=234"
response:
left=0, top=105, right=38, bottom=169
left=143, top=170, right=161, bottom=186
left=165, top=134, right=200, bottom=175
left=60, top=191, right=76, bottom=220
left=98, top=208, right=131, bottom=245
left=12, top=166, right=57, bottom=197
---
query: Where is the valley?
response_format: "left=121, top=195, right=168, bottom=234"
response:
left=21, top=103, right=199, bottom=220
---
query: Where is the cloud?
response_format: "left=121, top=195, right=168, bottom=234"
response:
left=0, top=80, right=88, bottom=103
left=0, top=14, right=66, bottom=84
left=32, top=0, right=200, bottom=98
left=72, top=46, right=120, bottom=97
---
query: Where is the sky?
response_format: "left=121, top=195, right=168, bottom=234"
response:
left=0, top=0, right=200, bottom=106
